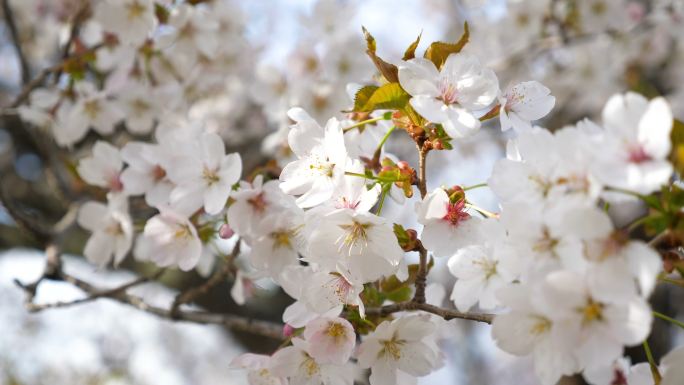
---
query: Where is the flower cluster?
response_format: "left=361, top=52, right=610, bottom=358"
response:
left=10, top=1, right=684, bottom=385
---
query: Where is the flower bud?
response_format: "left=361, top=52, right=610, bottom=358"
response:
left=219, top=224, right=235, bottom=239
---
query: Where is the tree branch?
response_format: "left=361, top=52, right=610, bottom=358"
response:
left=365, top=301, right=493, bottom=324
left=171, top=241, right=241, bottom=315
left=16, top=267, right=285, bottom=340
left=1, top=0, right=30, bottom=84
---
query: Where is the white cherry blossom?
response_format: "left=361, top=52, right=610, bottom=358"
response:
left=135, top=207, right=202, bottom=271
left=415, top=187, right=481, bottom=258
left=357, top=315, right=442, bottom=385
left=77, top=141, right=124, bottom=192
left=398, top=53, right=499, bottom=138
left=230, top=353, right=287, bottom=385
left=77, top=193, right=133, bottom=267
left=279, top=108, right=351, bottom=208
left=166, top=132, right=242, bottom=216
left=499, top=81, right=555, bottom=132
left=592, top=92, right=673, bottom=195
left=303, top=317, right=356, bottom=365
left=271, top=338, right=355, bottom=385
left=94, top=0, right=156, bottom=46
left=306, top=208, right=404, bottom=283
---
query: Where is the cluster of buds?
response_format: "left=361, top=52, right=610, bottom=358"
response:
left=378, top=158, right=416, bottom=198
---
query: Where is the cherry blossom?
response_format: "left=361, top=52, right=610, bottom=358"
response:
left=398, top=53, right=499, bottom=138
left=135, top=208, right=202, bottom=271
left=271, top=338, right=355, bottom=385
left=303, top=317, right=356, bottom=365
left=230, top=353, right=287, bottom=385
left=77, top=141, right=124, bottom=192
left=166, top=132, right=242, bottom=216
left=499, top=81, right=556, bottom=132
left=357, top=315, right=442, bottom=385
left=415, top=187, right=480, bottom=258
left=592, top=92, right=674, bottom=195
left=77, top=193, right=133, bottom=267
left=279, top=109, right=351, bottom=208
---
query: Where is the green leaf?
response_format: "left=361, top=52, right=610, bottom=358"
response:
left=402, top=32, right=422, bottom=60
left=424, top=22, right=469, bottom=69
left=671, top=119, right=684, bottom=176
left=384, top=286, right=412, bottom=303
left=362, top=26, right=399, bottom=83
left=393, top=223, right=409, bottom=244
left=353, top=85, right=379, bottom=111
left=356, top=83, right=410, bottom=112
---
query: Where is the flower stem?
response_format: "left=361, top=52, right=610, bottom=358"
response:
left=643, top=340, right=662, bottom=385
left=653, top=311, right=684, bottom=330
left=465, top=202, right=498, bottom=218
left=463, top=182, right=488, bottom=191
left=342, top=116, right=387, bottom=133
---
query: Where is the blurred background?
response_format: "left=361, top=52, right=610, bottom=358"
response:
left=1, top=0, right=684, bottom=384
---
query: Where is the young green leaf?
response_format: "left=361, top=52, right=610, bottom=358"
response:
left=356, top=83, right=410, bottom=112
left=402, top=32, right=422, bottom=61
left=424, top=22, right=470, bottom=69
left=361, top=26, right=399, bottom=83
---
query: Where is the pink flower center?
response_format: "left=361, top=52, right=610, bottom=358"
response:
left=627, top=145, right=652, bottom=164
left=152, top=165, right=166, bottom=181
left=439, top=81, right=458, bottom=105
left=442, top=200, right=470, bottom=226
left=109, top=173, right=123, bottom=192
left=336, top=196, right=360, bottom=210
left=248, top=192, right=267, bottom=213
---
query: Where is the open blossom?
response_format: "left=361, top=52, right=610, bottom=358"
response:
left=230, top=353, right=287, bottom=385
left=357, top=315, right=442, bottom=385
left=58, top=82, right=124, bottom=147
left=116, top=82, right=161, bottom=134
left=120, top=141, right=174, bottom=208
left=157, top=3, right=219, bottom=62
left=398, top=53, right=499, bottom=139
left=94, top=0, right=156, bottom=46
left=307, top=208, right=404, bottom=283
left=592, top=92, right=673, bottom=195
left=248, top=211, right=305, bottom=279
left=77, top=193, right=133, bottom=267
left=500, top=198, right=614, bottom=278
left=279, top=266, right=364, bottom=327
left=77, top=141, right=124, bottom=192
left=499, top=81, right=555, bottom=132
left=538, top=270, right=653, bottom=372
left=492, top=283, right=580, bottom=385
left=279, top=108, right=350, bottom=208
left=303, top=317, right=356, bottom=365
left=448, top=237, right=518, bottom=312
left=227, top=175, right=299, bottom=239
left=489, top=127, right=601, bottom=205
left=271, top=338, right=355, bottom=385
left=167, top=132, right=242, bottom=216
left=136, top=208, right=202, bottom=271
left=415, top=188, right=480, bottom=258
left=583, top=232, right=663, bottom=304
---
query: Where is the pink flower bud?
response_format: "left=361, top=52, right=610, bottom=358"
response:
left=283, top=324, right=295, bottom=337
left=397, top=161, right=410, bottom=170
left=219, top=224, right=234, bottom=239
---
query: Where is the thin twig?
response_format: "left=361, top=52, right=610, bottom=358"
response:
left=22, top=269, right=165, bottom=312
left=412, top=243, right=428, bottom=304
left=413, top=146, right=429, bottom=303
left=365, top=301, right=494, bottom=324
left=171, top=241, right=241, bottom=315
left=1, top=0, right=30, bottom=84
left=17, top=267, right=284, bottom=340
left=8, top=42, right=103, bottom=108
